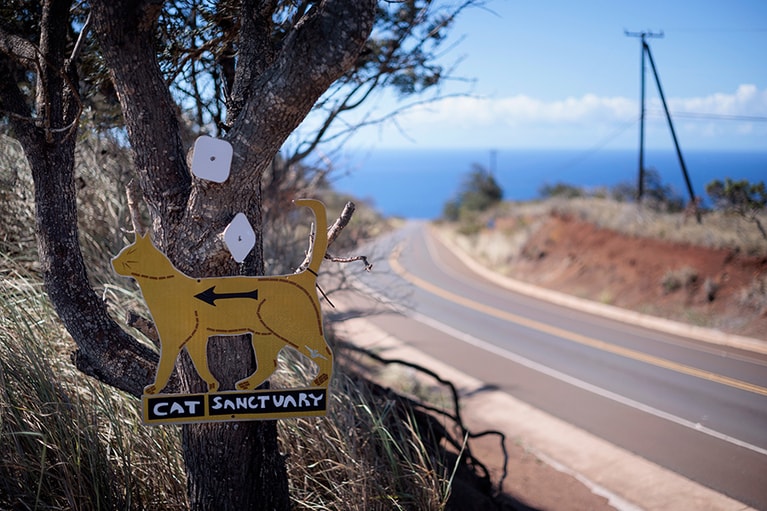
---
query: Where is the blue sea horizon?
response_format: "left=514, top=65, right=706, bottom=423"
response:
left=332, top=148, right=767, bottom=219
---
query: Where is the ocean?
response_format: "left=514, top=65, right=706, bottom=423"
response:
left=332, top=148, right=767, bottom=219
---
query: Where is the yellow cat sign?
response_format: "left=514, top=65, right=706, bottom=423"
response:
left=113, top=199, right=333, bottom=425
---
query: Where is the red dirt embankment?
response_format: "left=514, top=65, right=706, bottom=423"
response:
left=494, top=212, right=767, bottom=340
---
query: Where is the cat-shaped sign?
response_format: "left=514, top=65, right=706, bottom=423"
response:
left=113, top=199, right=333, bottom=424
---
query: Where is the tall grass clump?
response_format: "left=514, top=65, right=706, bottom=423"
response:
left=274, top=346, right=469, bottom=511
left=0, top=136, right=37, bottom=267
left=0, top=257, right=187, bottom=510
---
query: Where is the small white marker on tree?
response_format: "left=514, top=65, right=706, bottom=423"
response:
left=191, top=135, right=233, bottom=183
left=224, top=213, right=256, bottom=263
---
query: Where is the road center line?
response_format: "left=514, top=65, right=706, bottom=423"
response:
left=389, top=245, right=767, bottom=399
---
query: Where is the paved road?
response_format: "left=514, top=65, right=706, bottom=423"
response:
left=344, top=221, right=767, bottom=509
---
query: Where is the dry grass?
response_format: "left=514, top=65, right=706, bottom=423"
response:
left=738, top=275, right=767, bottom=316
left=0, top=256, right=188, bottom=510
left=443, top=196, right=767, bottom=268
left=544, top=197, right=767, bottom=256
left=0, top=135, right=37, bottom=267
left=275, top=349, right=451, bottom=510
left=0, top=259, right=476, bottom=509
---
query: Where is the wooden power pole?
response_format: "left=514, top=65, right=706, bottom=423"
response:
left=625, top=30, right=701, bottom=222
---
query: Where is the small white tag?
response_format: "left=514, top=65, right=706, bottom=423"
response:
left=191, top=136, right=233, bottom=183
left=224, top=213, right=256, bottom=263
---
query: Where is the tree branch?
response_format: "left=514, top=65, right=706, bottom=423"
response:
left=226, top=0, right=377, bottom=181
left=3, top=0, right=158, bottom=398
left=67, top=12, right=92, bottom=67
left=126, top=179, right=147, bottom=235
left=297, top=201, right=372, bottom=272
left=90, top=0, right=191, bottom=236
left=340, top=340, right=509, bottom=496
left=226, top=0, right=278, bottom=124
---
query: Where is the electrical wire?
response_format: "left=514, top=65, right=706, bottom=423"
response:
left=646, top=109, right=767, bottom=122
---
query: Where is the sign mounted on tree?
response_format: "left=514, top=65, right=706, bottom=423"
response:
left=113, top=136, right=333, bottom=425
left=113, top=199, right=332, bottom=424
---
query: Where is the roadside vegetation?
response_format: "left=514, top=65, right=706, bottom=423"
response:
left=0, top=268, right=502, bottom=510
left=442, top=164, right=504, bottom=235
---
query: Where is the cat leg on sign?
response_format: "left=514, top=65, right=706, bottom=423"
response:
left=307, top=342, right=333, bottom=388
left=186, top=338, right=220, bottom=392
left=145, top=343, right=182, bottom=395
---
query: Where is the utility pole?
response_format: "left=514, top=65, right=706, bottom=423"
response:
left=625, top=30, right=663, bottom=203
left=625, top=30, right=701, bottom=222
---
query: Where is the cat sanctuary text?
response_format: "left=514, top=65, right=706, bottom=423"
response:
left=144, top=388, right=328, bottom=424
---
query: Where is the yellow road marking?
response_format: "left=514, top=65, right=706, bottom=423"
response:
left=389, top=247, right=767, bottom=398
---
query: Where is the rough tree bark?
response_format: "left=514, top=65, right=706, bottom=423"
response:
left=2, top=0, right=377, bottom=509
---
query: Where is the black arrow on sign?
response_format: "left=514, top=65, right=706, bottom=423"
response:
left=194, top=286, right=259, bottom=306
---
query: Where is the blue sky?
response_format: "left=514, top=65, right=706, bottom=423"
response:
left=322, top=0, right=767, bottom=152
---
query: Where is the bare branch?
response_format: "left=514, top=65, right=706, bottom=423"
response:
left=327, top=201, right=356, bottom=247
left=68, top=12, right=92, bottom=65
left=0, top=25, right=83, bottom=141
left=297, top=201, right=372, bottom=272
left=340, top=340, right=509, bottom=496
left=326, top=253, right=372, bottom=271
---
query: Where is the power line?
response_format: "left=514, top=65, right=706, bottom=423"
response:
left=646, top=110, right=767, bottom=122
left=664, top=27, right=767, bottom=33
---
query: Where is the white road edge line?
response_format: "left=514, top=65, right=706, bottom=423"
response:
left=349, top=229, right=760, bottom=509
left=409, top=307, right=767, bottom=458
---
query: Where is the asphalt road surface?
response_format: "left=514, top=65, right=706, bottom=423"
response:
left=343, top=221, right=767, bottom=509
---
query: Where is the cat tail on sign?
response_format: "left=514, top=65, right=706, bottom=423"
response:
left=294, top=199, right=328, bottom=276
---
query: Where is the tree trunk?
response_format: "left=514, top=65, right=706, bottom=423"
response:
left=183, top=421, right=288, bottom=511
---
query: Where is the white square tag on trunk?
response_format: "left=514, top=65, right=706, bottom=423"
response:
left=191, top=136, right=233, bottom=183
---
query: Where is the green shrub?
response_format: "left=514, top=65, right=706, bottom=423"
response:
left=443, top=164, right=503, bottom=221
left=539, top=182, right=583, bottom=199
left=706, top=178, right=767, bottom=240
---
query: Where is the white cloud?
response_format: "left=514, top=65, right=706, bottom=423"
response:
left=402, top=85, right=767, bottom=128
left=404, top=93, right=636, bottom=126
left=346, top=85, right=767, bottom=150
left=667, top=84, right=767, bottom=116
